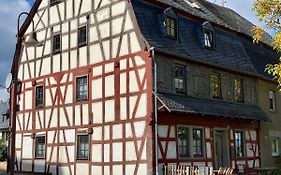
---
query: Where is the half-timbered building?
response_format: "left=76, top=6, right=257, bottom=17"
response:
left=10, top=0, right=280, bottom=175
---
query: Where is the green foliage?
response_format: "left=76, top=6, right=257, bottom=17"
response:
left=0, top=138, right=7, bottom=162
left=253, top=0, right=281, bottom=88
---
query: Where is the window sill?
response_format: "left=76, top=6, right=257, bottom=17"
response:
left=35, top=157, right=45, bottom=160
left=179, top=156, right=205, bottom=160
left=76, top=98, right=89, bottom=103
left=76, top=158, right=90, bottom=161
left=211, top=96, right=222, bottom=100
left=50, top=0, right=62, bottom=6
left=78, top=43, right=87, bottom=48
left=165, top=35, right=178, bottom=40
left=52, top=50, right=61, bottom=55
left=204, top=45, right=214, bottom=50
left=35, top=105, right=44, bottom=109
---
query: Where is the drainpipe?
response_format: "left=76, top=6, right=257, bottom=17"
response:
left=151, top=47, right=159, bottom=175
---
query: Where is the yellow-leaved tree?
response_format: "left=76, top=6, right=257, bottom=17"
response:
left=253, top=0, right=281, bottom=89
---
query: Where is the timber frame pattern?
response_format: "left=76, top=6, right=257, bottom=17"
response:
left=13, top=0, right=153, bottom=175
left=156, top=113, right=260, bottom=174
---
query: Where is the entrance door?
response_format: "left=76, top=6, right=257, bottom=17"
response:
left=215, top=130, right=229, bottom=168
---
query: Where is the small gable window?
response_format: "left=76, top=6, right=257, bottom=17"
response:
left=77, top=135, right=90, bottom=159
left=165, top=16, right=177, bottom=39
left=78, top=26, right=87, bottom=47
left=52, top=34, right=61, bottom=54
left=204, top=30, right=213, bottom=48
left=35, top=136, right=46, bottom=159
left=35, top=85, right=44, bottom=108
left=202, top=21, right=214, bottom=49
left=76, top=75, right=88, bottom=101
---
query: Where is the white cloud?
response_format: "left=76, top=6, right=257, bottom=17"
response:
left=0, top=0, right=31, bottom=102
left=207, top=0, right=274, bottom=35
left=209, top=0, right=267, bottom=27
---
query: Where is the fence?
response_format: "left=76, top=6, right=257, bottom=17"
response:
left=163, top=165, right=233, bottom=175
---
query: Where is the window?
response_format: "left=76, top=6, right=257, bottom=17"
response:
left=77, top=135, right=89, bottom=159
left=52, top=34, right=61, bottom=53
left=35, top=85, right=44, bottom=108
left=193, top=129, right=203, bottom=157
left=50, top=0, right=61, bottom=6
left=178, top=127, right=189, bottom=157
left=204, top=30, right=213, bottom=48
left=175, top=64, right=185, bottom=93
left=234, top=78, right=244, bottom=102
left=235, top=131, right=244, bottom=158
left=178, top=126, right=204, bottom=158
left=35, top=136, right=46, bottom=158
left=76, top=76, right=88, bottom=101
left=272, top=138, right=279, bottom=156
left=210, top=72, right=221, bottom=99
left=165, top=16, right=177, bottom=39
left=269, top=91, right=276, bottom=112
left=78, top=26, right=87, bottom=47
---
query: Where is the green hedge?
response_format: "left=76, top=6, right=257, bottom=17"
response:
left=0, top=138, right=7, bottom=161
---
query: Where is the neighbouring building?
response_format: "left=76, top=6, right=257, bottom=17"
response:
left=259, top=80, right=281, bottom=167
left=0, top=101, right=9, bottom=143
left=10, top=0, right=280, bottom=175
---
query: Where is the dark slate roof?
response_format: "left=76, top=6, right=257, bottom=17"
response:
left=132, top=0, right=280, bottom=79
left=158, top=93, right=270, bottom=121
left=155, top=0, right=273, bottom=45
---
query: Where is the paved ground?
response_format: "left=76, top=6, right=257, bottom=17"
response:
left=0, top=161, right=6, bottom=174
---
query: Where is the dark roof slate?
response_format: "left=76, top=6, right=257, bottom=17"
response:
left=132, top=0, right=280, bottom=79
left=158, top=93, right=270, bottom=121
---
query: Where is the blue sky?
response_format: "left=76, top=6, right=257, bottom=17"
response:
left=0, top=0, right=268, bottom=102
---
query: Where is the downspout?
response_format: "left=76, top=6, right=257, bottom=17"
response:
left=151, top=47, right=159, bottom=175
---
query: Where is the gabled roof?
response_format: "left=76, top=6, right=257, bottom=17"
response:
left=132, top=0, right=280, bottom=80
left=158, top=93, right=270, bottom=121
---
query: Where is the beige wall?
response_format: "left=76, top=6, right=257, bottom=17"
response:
left=258, top=80, right=281, bottom=166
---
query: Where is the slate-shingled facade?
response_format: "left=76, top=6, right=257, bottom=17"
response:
left=131, top=0, right=280, bottom=173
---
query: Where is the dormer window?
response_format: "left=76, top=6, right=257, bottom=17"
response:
left=204, top=30, right=213, bottom=48
left=165, top=16, right=177, bottom=39
left=202, top=21, right=214, bottom=49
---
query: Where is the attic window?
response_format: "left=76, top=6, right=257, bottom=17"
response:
left=204, top=30, right=213, bottom=48
left=165, top=16, right=177, bottom=39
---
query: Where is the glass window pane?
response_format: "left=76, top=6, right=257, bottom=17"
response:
left=35, top=136, right=45, bottom=158
left=77, top=135, right=89, bottom=159
left=175, top=64, right=185, bottom=92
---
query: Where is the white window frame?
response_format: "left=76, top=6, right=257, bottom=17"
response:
left=272, top=137, right=279, bottom=157
left=269, top=91, right=276, bottom=112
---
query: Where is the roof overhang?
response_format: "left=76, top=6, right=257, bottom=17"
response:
left=156, top=92, right=271, bottom=122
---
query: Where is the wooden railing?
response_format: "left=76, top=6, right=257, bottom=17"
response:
left=163, top=165, right=234, bottom=175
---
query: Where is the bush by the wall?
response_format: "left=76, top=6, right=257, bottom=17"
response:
left=0, top=138, right=7, bottom=161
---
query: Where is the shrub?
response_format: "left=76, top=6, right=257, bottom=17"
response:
left=0, top=138, right=7, bottom=161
